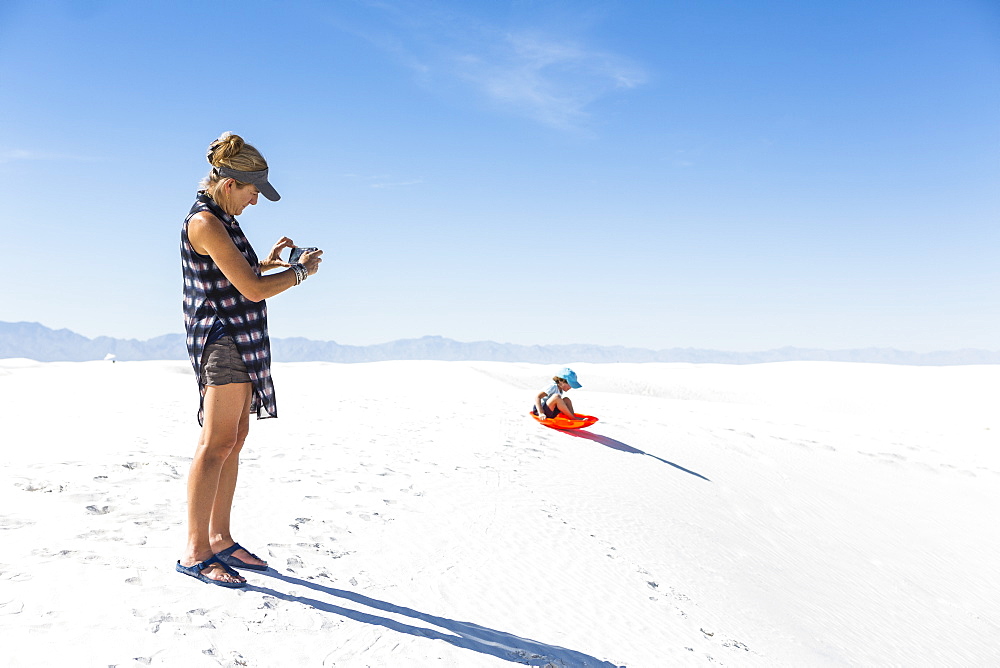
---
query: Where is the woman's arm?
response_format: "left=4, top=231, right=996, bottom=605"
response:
left=259, top=236, right=295, bottom=273
left=188, top=212, right=321, bottom=302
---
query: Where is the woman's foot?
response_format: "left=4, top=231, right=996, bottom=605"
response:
left=213, top=541, right=268, bottom=570
left=178, top=552, right=246, bottom=585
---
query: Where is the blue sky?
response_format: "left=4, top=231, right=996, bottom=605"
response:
left=1, top=0, right=998, bottom=352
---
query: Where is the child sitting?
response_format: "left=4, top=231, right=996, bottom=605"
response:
left=531, top=368, right=582, bottom=420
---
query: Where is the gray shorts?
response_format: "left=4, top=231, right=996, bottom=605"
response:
left=200, top=336, right=251, bottom=386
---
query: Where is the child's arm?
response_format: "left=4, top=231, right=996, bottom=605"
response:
left=535, top=391, right=549, bottom=418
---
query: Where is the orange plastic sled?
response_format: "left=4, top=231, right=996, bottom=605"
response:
left=530, top=412, right=599, bottom=430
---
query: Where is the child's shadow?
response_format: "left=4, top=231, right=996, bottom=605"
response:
left=563, top=430, right=711, bottom=482
left=248, top=570, right=620, bottom=667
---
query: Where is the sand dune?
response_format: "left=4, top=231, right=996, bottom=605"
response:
left=1, top=359, right=997, bottom=666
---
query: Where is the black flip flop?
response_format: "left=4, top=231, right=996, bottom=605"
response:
left=175, top=554, right=246, bottom=588
left=216, top=542, right=269, bottom=571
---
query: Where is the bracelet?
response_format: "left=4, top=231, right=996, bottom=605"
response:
left=292, top=263, right=308, bottom=285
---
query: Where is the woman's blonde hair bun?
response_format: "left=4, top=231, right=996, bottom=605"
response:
left=206, top=131, right=247, bottom=167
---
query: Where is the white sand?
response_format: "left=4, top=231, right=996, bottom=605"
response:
left=1, top=359, right=998, bottom=667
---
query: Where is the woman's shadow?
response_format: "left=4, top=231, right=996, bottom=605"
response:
left=249, top=569, right=621, bottom=667
left=561, top=430, right=711, bottom=482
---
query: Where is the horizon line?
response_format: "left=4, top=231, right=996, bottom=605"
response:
left=3, top=321, right=998, bottom=356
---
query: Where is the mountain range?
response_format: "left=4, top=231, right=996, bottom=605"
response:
left=2, top=321, right=998, bottom=365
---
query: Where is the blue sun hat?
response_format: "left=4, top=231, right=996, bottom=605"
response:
left=558, top=367, right=582, bottom=389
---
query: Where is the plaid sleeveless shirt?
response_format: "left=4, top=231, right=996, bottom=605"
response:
left=181, top=192, right=277, bottom=425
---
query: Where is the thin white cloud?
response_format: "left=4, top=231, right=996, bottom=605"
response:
left=330, top=2, right=647, bottom=131
left=454, top=31, right=647, bottom=130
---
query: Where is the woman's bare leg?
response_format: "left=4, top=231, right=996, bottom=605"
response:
left=208, top=389, right=267, bottom=568
left=180, top=382, right=252, bottom=583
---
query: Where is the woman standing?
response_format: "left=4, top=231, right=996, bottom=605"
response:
left=176, top=132, right=322, bottom=587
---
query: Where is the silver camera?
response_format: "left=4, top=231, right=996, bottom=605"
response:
left=288, top=246, right=318, bottom=264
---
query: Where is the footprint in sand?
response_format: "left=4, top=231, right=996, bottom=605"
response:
left=17, top=479, right=65, bottom=493
left=0, top=599, right=24, bottom=615
left=723, top=639, right=751, bottom=652
left=0, top=569, right=31, bottom=583
left=0, top=516, right=34, bottom=530
left=146, top=612, right=184, bottom=634
left=290, top=517, right=312, bottom=531
left=76, top=528, right=124, bottom=542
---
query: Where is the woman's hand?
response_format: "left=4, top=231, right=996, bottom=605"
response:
left=300, top=248, right=324, bottom=276
left=261, top=236, right=295, bottom=272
